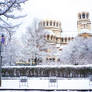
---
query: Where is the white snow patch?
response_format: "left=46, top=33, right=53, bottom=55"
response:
left=0, top=77, right=92, bottom=90
left=2, top=64, right=92, bottom=69
left=79, top=29, right=92, bottom=34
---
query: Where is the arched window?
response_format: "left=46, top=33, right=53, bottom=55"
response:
left=47, top=35, right=49, bottom=40
left=82, top=13, right=85, bottom=19
left=53, top=22, right=55, bottom=26
left=86, top=13, right=89, bottom=19
left=50, top=21, right=52, bottom=26
left=65, top=38, right=67, bottom=42
left=47, top=21, right=48, bottom=26
left=51, top=35, right=53, bottom=40
left=61, top=38, right=63, bottom=42
left=56, top=22, right=58, bottom=27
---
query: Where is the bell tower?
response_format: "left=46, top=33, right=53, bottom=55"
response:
left=77, top=12, right=91, bottom=32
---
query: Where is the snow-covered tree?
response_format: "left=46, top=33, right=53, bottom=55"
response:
left=60, top=35, right=92, bottom=65
left=0, top=0, right=28, bottom=66
left=0, top=0, right=27, bottom=23
left=2, top=35, right=23, bottom=66
left=20, top=20, right=46, bottom=64
left=20, top=19, right=40, bottom=63
left=21, top=19, right=58, bottom=65
left=0, top=0, right=27, bottom=41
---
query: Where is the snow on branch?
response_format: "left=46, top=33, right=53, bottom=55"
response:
left=60, top=35, right=92, bottom=65
left=0, top=0, right=28, bottom=40
left=0, top=0, right=27, bottom=17
left=3, top=13, right=27, bottom=19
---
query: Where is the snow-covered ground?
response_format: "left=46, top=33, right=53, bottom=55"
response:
left=2, top=64, right=92, bottom=68
left=0, top=77, right=92, bottom=90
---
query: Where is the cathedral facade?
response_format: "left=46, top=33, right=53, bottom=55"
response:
left=39, top=11, right=92, bottom=48
left=38, top=11, right=92, bottom=62
left=16, top=12, right=92, bottom=65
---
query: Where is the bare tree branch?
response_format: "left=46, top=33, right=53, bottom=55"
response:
left=0, top=0, right=16, bottom=15
left=3, top=13, right=27, bottom=19
left=0, top=0, right=27, bottom=16
left=0, top=0, right=28, bottom=37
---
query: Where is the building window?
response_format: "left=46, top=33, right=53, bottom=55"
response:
left=50, top=21, right=52, bottom=26
left=53, top=22, right=55, bottom=26
left=47, top=21, right=48, bottom=26
left=82, top=13, right=85, bottom=19
left=47, top=35, right=49, bottom=40
left=51, top=36, right=53, bottom=40
left=65, top=38, right=67, bottom=42
left=56, top=22, right=58, bottom=27
left=61, top=38, right=63, bottom=42
left=86, top=13, right=89, bottom=19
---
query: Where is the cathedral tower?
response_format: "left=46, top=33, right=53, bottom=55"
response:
left=77, top=12, right=91, bottom=32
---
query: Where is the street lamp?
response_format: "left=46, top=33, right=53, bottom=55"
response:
left=0, top=34, right=5, bottom=86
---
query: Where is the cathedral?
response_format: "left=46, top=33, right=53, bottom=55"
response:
left=16, top=12, right=92, bottom=65
left=38, top=11, right=92, bottom=62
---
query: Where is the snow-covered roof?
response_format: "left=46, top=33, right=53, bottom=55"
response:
left=43, top=29, right=55, bottom=36
left=79, top=29, right=92, bottom=34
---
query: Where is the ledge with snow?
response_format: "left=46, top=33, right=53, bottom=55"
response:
left=0, top=77, right=92, bottom=90
left=0, top=65, right=92, bottom=90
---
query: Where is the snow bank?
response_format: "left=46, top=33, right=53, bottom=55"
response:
left=0, top=77, right=92, bottom=90
left=2, top=64, right=92, bottom=69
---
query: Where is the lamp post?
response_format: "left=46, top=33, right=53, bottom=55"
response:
left=0, top=34, right=5, bottom=86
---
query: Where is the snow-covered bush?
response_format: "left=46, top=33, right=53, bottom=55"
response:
left=60, top=36, right=92, bottom=65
